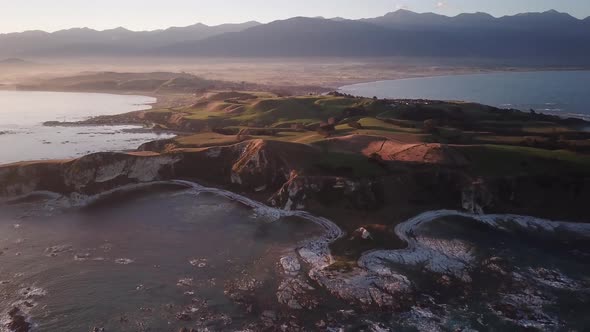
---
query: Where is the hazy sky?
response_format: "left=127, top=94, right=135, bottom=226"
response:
left=1, top=0, right=589, bottom=33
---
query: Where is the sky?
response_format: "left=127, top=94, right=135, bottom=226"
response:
left=1, top=0, right=589, bottom=33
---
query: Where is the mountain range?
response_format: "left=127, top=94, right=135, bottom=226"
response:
left=0, top=21, right=261, bottom=57
left=1, top=10, right=589, bottom=63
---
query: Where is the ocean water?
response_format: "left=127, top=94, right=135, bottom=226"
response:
left=0, top=183, right=322, bottom=331
left=0, top=91, right=175, bottom=165
left=339, top=70, right=590, bottom=120
left=1, top=182, right=589, bottom=331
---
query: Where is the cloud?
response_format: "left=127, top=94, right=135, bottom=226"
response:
left=395, top=3, right=410, bottom=10
left=436, top=1, right=447, bottom=9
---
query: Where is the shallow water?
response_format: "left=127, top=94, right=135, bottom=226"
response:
left=0, top=91, right=175, bottom=164
left=0, top=184, right=322, bottom=331
left=358, top=211, right=590, bottom=331
left=339, top=70, right=590, bottom=120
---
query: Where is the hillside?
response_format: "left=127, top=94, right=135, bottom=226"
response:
left=15, top=71, right=329, bottom=96
left=50, top=89, right=590, bottom=178
left=8, top=90, right=590, bottom=224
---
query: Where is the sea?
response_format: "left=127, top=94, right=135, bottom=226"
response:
left=339, top=70, right=590, bottom=121
left=1, top=182, right=588, bottom=331
left=0, top=91, right=175, bottom=165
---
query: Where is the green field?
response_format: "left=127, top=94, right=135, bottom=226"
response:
left=140, top=91, right=590, bottom=177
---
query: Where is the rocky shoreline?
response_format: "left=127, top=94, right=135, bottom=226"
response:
left=2, top=139, right=589, bottom=222
left=2, top=178, right=589, bottom=331
left=2, top=138, right=590, bottom=330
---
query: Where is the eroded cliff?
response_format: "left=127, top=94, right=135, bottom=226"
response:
left=1, top=139, right=589, bottom=226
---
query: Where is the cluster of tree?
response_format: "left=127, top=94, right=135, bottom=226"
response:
left=327, top=91, right=358, bottom=98
left=317, top=117, right=338, bottom=137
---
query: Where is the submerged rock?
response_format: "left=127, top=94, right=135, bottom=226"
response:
left=74, top=253, right=91, bottom=261
left=311, top=267, right=413, bottom=309
left=177, top=278, right=194, bottom=287
left=18, top=286, right=47, bottom=299
left=5, top=307, right=31, bottom=332
left=279, top=255, right=301, bottom=276
left=189, top=258, right=208, bottom=268
left=276, top=277, right=317, bottom=310
left=352, top=227, right=373, bottom=240
left=526, top=267, right=584, bottom=291
left=176, top=312, right=192, bottom=321
left=491, top=291, right=558, bottom=330
left=114, top=258, right=134, bottom=265
left=45, top=244, right=73, bottom=257
left=397, top=307, right=444, bottom=332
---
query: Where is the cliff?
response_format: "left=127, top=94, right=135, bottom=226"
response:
left=2, top=139, right=589, bottom=230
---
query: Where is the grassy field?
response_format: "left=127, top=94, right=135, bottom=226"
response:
left=459, top=144, right=590, bottom=176
left=137, top=90, right=590, bottom=177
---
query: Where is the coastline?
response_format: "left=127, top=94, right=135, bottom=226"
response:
left=337, top=69, right=590, bottom=121
left=0, top=87, right=159, bottom=104
left=336, top=67, right=590, bottom=90
left=2, top=76, right=590, bottom=222
left=0, top=90, right=177, bottom=165
left=4, top=64, right=590, bottom=97
left=2, top=92, right=590, bottom=328
left=3, top=170, right=590, bottom=317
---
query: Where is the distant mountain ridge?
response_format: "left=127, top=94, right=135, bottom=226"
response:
left=0, top=58, right=38, bottom=67
left=1, top=10, right=589, bottom=63
left=362, top=8, right=584, bottom=27
left=0, top=21, right=261, bottom=57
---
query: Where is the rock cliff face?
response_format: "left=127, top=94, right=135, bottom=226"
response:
left=0, top=140, right=315, bottom=198
left=172, top=139, right=319, bottom=192
left=463, top=175, right=590, bottom=222
left=0, top=152, right=179, bottom=196
left=269, top=173, right=381, bottom=211
left=1, top=139, right=589, bottom=222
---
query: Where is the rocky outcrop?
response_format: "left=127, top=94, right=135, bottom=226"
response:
left=460, top=175, right=590, bottom=221
left=0, top=152, right=179, bottom=196
left=269, top=172, right=382, bottom=211
left=4, top=307, right=31, bottom=332
left=461, top=179, right=491, bottom=214
left=0, top=160, right=67, bottom=197
left=0, top=140, right=316, bottom=199
left=137, top=138, right=178, bottom=152
left=173, top=139, right=318, bottom=192
left=64, top=152, right=180, bottom=193
left=230, top=140, right=291, bottom=189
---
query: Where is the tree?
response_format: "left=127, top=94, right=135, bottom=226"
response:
left=348, top=120, right=363, bottom=130
left=423, top=119, right=438, bottom=134
left=317, top=122, right=336, bottom=138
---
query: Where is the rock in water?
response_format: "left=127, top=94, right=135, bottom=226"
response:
left=5, top=307, right=32, bottom=332
left=280, top=255, right=301, bottom=276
